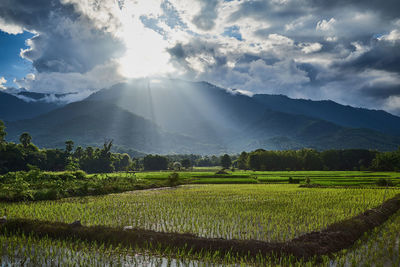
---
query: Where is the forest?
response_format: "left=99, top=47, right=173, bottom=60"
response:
left=1, top=120, right=400, bottom=174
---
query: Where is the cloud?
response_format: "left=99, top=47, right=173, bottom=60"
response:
left=0, top=18, right=23, bottom=34
left=0, top=0, right=399, bottom=115
left=378, top=29, right=400, bottom=42
left=300, top=42, right=323, bottom=54
left=0, top=77, right=7, bottom=89
left=14, top=60, right=123, bottom=98
left=316, top=18, right=336, bottom=31
left=384, top=95, right=400, bottom=115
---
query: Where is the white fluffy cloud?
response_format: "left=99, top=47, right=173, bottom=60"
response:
left=0, top=18, right=23, bottom=34
left=0, top=77, right=7, bottom=89
left=316, top=18, right=336, bottom=31
left=0, top=0, right=399, bottom=114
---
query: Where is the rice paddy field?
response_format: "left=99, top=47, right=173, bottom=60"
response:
left=2, top=210, right=400, bottom=266
left=1, top=185, right=399, bottom=242
left=95, top=170, right=400, bottom=187
left=1, top=171, right=400, bottom=266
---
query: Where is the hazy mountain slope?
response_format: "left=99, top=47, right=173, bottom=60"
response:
left=6, top=101, right=223, bottom=154
left=5, top=79, right=400, bottom=153
left=240, top=110, right=400, bottom=151
left=86, top=79, right=400, bottom=151
left=0, top=91, right=59, bottom=121
left=87, top=79, right=267, bottom=145
left=253, top=94, right=400, bottom=136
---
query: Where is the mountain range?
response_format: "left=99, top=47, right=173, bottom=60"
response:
left=2, top=79, right=400, bottom=154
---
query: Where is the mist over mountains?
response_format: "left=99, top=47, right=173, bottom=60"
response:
left=2, top=79, right=400, bottom=154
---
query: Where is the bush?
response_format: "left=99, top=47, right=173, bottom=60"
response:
left=34, top=189, right=60, bottom=200
left=215, top=169, right=228, bottom=175
left=58, top=172, right=75, bottom=181
left=376, top=178, right=394, bottom=187
left=288, top=177, right=300, bottom=184
left=167, top=172, right=180, bottom=186
left=73, top=170, right=87, bottom=180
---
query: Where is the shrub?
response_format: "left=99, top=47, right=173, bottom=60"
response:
left=58, top=172, right=75, bottom=181
left=73, top=170, right=87, bottom=180
left=167, top=172, right=180, bottom=186
left=288, top=177, right=300, bottom=184
left=376, top=178, right=394, bottom=187
left=215, top=169, right=228, bottom=175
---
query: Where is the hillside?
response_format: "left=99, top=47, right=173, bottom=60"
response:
left=0, top=91, right=59, bottom=121
left=85, top=79, right=400, bottom=152
left=253, top=94, right=400, bottom=136
left=6, top=101, right=223, bottom=154
left=4, top=79, right=400, bottom=153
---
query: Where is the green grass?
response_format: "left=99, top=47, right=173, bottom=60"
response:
left=93, top=170, right=400, bottom=187
left=1, top=181, right=400, bottom=266
left=2, top=184, right=399, bottom=243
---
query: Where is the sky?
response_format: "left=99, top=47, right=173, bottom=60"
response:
left=0, top=0, right=399, bottom=114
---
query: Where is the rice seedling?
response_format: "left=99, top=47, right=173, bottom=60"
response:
left=2, top=184, right=398, bottom=243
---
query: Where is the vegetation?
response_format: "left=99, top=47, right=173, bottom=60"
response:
left=331, top=209, right=400, bottom=266
left=2, top=185, right=398, bottom=242
left=143, top=154, right=169, bottom=171
left=1, top=186, right=399, bottom=266
left=0, top=131, right=132, bottom=175
left=1, top=118, right=400, bottom=265
left=2, top=119, right=400, bottom=175
left=0, top=170, right=178, bottom=202
left=220, top=154, right=232, bottom=169
left=239, top=148, right=400, bottom=171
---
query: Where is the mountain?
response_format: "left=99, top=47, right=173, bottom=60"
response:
left=0, top=91, right=59, bottom=121
left=17, top=91, right=78, bottom=101
left=5, top=101, right=223, bottom=154
left=87, top=79, right=266, bottom=145
left=239, top=110, right=400, bottom=151
left=253, top=94, right=400, bottom=136
left=85, top=79, right=400, bottom=152
left=4, top=79, right=400, bottom=153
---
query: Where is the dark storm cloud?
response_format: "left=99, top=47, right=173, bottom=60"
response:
left=309, top=0, right=400, bottom=19
left=0, top=0, right=399, bottom=114
left=192, top=0, right=219, bottom=31
left=337, top=39, right=400, bottom=73
left=0, top=0, right=124, bottom=74
left=361, top=84, right=400, bottom=99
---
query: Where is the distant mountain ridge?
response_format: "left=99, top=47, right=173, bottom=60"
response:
left=5, top=101, right=224, bottom=154
left=0, top=91, right=59, bottom=121
left=2, top=79, right=400, bottom=153
left=253, top=94, right=400, bottom=136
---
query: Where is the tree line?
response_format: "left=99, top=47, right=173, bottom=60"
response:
left=1, top=120, right=399, bottom=173
left=236, top=148, right=400, bottom=171
left=0, top=120, right=131, bottom=174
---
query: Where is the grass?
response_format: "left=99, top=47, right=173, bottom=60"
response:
left=1, top=170, right=400, bottom=265
left=2, top=184, right=399, bottom=243
left=1, top=189, right=400, bottom=266
left=91, top=170, right=400, bottom=188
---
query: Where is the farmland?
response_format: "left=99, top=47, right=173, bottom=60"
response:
left=2, top=185, right=399, bottom=242
left=97, top=169, right=400, bottom=187
left=1, top=171, right=400, bottom=266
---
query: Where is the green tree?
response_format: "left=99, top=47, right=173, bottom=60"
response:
left=220, top=154, right=232, bottom=169
left=19, top=132, right=32, bottom=148
left=74, top=146, right=84, bottom=159
left=143, top=154, right=168, bottom=170
left=237, top=151, right=248, bottom=169
left=65, top=140, right=74, bottom=154
left=0, top=120, right=6, bottom=143
left=181, top=158, right=191, bottom=169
